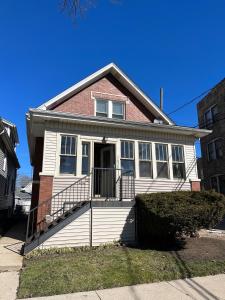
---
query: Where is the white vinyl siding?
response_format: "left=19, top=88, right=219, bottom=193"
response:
left=92, top=207, right=135, bottom=246
left=39, top=205, right=135, bottom=249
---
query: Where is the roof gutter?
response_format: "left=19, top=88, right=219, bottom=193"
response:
left=28, top=109, right=211, bottom=139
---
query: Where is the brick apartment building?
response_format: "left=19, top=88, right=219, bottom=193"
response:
left=197, top=78, right=225, bottom=194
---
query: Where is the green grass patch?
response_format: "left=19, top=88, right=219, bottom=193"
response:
left=18, top=243, right=225, bottom=298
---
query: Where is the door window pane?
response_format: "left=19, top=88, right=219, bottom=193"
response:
left=96, top=100, right=108, bottom=117
left=82, top=142, right=90, bottom=175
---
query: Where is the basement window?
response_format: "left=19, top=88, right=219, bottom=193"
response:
left=60, top=135, right=77, bottom=174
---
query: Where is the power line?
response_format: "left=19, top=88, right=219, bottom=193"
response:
left=167, top=88, right=212, bottom=116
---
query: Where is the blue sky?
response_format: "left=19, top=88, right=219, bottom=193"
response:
left=0, top=0, right=225, bottom=176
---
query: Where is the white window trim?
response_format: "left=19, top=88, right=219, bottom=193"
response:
left=171, top=144, right=186, bottom=179
left=155, top=143, right=170, bottom=179
left=138, top=142, right=153, bottom=178
left=57, top=133, right=78, bottom=176
left=94, top=98, right=125, bottom=120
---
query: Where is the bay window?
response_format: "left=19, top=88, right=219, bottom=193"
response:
left=139, top=142, right=152, bottom=177
left=155, top=143, right=169, bottom=178
left=172, top=145, right=185, bottom=179
left=121, top=141, right=135, bottom=174
left=60, top=135, right=77, bottom=174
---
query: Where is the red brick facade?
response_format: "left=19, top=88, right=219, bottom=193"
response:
left=190, top=181, right=201, bottom=192
left=51, top=75, right=156, bottom=122
left=37, top=175, right=53, bottom=228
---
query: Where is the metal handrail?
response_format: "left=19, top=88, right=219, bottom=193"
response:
left=26, top=168, right=135, bottom=243
left=26, top=173, right=91, bottom=242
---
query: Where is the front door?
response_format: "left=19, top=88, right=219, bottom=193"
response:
left=100, top=145, right=115, bottom=198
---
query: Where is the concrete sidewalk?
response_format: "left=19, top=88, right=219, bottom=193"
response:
left=21, top=274, right=225, bottom=300
left=0, top=221, right=25, bottom=300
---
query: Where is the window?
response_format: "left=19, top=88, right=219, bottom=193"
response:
left=208, top=139, right=223, bottom=161
left=155, top=143, right=169, bottom=178
left=207, top=142, right=216, bottom=161
left=112, top=102, right=124, bottom=119
left=95, top=99, right=125, bottom=119
left=219, top=175, right=225, bottom=195
left=4, top=176, right=10, bottom=196
left=59, top=135, right=76, bottom=174
left=82, top=142, right=90, bottom=175
left=139, top=142, right=152, bottom=177
left=210, top=175, right=225, bottom=195
left=210, top=176, right=219, bottom=192
left=215, top=139, right=223, bottom=159
left=96, top=100, right=108, bottom=117
left=121, top=141, right=135, bottom=174
left=204, top=105, right=218, bottom=128
left=172, top=145, right=185, bottom=179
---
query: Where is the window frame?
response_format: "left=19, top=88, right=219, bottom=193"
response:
left=59, top=134, right=77, bottom=175
left=120, top=140, right=135, bottom=175
left=138, top=142, right=152, bottom=178
left=207, top=138, right=223, bottom=161
left=155, top=143, right=169, bottom=179
left=95, top=99, right=125, bottom=120
left=112, top=101, right=125, bottom=120
left=81, top=141, right=90, bottom=175
left=204, top=105, right=218, bottom=128
left=171, top=144, right=186, bottom=179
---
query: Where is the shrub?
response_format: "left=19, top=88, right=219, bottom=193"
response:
left=136, top=191, right=225, bottom=244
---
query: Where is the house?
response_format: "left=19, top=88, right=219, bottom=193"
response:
left=24, top=63, right=210, bottom=254
left=197, top=78, right=225, bottom=194
left=15, top=182, right=32, bottom=214
left=0, top=118, right=20, bottom=217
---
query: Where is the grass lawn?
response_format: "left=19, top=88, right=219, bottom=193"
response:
left=18, top=238, right=225, bottom=298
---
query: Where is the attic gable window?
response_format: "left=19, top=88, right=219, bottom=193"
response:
left=95, top=99, right=124, bottom=120
left=96, top=100, right=108, bottom=118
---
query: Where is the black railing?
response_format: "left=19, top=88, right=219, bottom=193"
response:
left=26, top=168, right=135, bottom=243
left=26, top=174, right=90, bottom=242
left=93, top=168, right=135, bottom=200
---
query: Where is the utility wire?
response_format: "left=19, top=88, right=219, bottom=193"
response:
left=167, top=88, right=212, bottom=115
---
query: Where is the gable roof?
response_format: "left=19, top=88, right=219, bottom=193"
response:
left=37, top=63, right=174, bottom=125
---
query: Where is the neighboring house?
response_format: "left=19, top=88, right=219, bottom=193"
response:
left=197, top=78, right=225, bottom=194
left=15, top=182, right=32, bottom=214
left=24, top=63, right=210, bottom=254
left=0, top=118, right=20, bottom=216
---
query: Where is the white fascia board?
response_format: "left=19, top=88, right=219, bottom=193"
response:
left=37, top=63, right=174, bottom=125
left=29, top=109, right=211, bottom=139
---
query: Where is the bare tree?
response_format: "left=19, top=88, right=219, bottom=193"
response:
left=61, top=0, right=121, bottom=20
left=16, top=174, right=31, bottom=189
